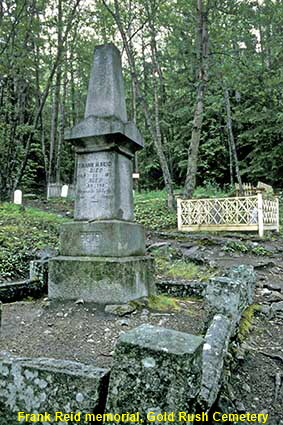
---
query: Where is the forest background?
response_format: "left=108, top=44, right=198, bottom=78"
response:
left=1, top=0, right=283, bottom=208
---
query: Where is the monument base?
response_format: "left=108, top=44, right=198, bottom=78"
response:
left=48, top=256, right=155, bottom=304
left=60, top=220, right=145, bottom=257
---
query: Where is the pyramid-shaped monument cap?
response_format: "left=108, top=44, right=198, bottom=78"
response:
left=65, top=44, right=143, bottom=152
left=85, top=44, right=128, bottom=122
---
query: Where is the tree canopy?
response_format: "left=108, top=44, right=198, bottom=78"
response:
left=1, top=0, right=283, bottom=202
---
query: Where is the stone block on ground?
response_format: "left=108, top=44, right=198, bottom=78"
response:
left=48, top=256, right=155, bottom=304
left=0, top=355, right=109, bottom=425
left=104, top=303, right=136, bottom=316
left=105, top=324, right=203, bottom=424
left=204, top=265, right=256, bottom=330
left=199, top=314, right=232, bottom=410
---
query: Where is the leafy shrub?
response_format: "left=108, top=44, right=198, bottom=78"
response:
left=0, top=203, right=68, bottom=281
left=134, top=198, right=176, bottom=230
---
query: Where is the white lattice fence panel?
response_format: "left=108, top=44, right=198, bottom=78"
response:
left=180, top=197, right=258, bottom=226
left=263, top=199, right=278, bottom=225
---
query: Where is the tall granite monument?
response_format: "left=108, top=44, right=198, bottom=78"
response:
left=48, top=44, right=155, bottom=303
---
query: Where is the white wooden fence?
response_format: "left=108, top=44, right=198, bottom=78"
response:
left=177, top=192, right=279, bottom=237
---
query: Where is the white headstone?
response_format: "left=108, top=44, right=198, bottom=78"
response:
left=14, top=190, right=22, bottom=205
left=61, top=184, right=68, bottom=198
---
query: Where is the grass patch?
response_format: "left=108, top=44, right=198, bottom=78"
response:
left=155, top=254, right=216, bottom=282
left=0, top=203, right=69, bottom=281
left=147, top=295, right=181, bottom=312
left=130, top=294, right=202, bottom=316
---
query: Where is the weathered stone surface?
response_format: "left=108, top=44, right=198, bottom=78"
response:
left=35, top=247, right=58, bottom=260
left=227, top=265, right=256, bottom=305
left=105, top=324, right=203, bottom=424
left=65, top=44, right=143, bottom=152
left=74, top=149, right=134, bottom=221
left=204, top=265, right=256, bottom=330
left=60, top=221, right=145, bottom=257
left=65, top=116, right=143, bottom=152
left=85, top=44, right=127, bottom=122
left=199, top=314, right=232, bottom=409
left=104, top=303, right=136, bottom=316
left=270, top=301, right=283, bottom=317
left=48, top=256, right=155, bottom=303
left=0, top=355, right=109, bottom=425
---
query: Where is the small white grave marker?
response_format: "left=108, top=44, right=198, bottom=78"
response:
left=61, top=184, right=69, bottom=198
left=14, top=190, right=22, bottom=205
left=132, top=173, right=140, bottom=179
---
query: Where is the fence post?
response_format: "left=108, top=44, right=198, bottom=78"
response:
left=257, top=191, right=264, bottom=237
left=177, top=198, right=182, bottom=231
left=276, top=197, right=280, bottom=233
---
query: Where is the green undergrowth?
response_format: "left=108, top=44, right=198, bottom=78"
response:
left=0, top=203, right=68, bottom=281
left=134, top=196, right=176, bottom=230
left=223, top=240, right=270, bottom=256
left=153, top=247, right=217, bottom=282
left=156, top=258, right=215, bottom=281
left=193, top=184, right=231, bottom=199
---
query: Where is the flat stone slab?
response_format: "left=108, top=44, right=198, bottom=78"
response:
left=0, top=355, right=109, bottom=425
left=60, top=220, right=145, bottom=257
left=105, top=324, right=203, bottom=424
left=48, top=256, right=155, bottom=303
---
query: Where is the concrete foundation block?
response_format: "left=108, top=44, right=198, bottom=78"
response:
left=105, top=324, right=203, bottom=424
left=48, top=256, right=155, bottom=303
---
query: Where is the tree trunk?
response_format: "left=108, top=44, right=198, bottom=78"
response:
left=224, top=87, right=243, bottom=194
left=56, top=65, right=67, bottom=183
left=183, top=0, right=209, bottom=198
left=101, top=0, right=175, bottom=209
left=12, top=0, right=81, bottom=192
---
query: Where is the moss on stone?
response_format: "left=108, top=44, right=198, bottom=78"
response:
left=237, top=304, right=261, bottom=342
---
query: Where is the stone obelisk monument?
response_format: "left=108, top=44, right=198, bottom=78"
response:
left=48, top=44, right=154, bottom=303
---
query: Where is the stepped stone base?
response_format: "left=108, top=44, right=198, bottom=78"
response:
left=48, top=256, right=155, bottom=303
left=60, top=220, right=145, bottom=257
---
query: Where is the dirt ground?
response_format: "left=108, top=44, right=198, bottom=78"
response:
left=1, top=198, right=283, bottom=424
left=0, top=298, right=204, bottom=369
